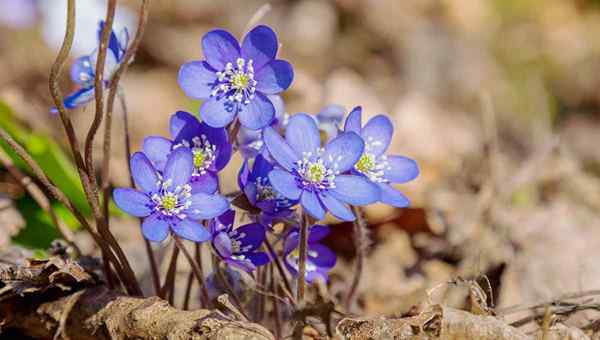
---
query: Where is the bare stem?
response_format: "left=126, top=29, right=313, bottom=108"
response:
left=173, top=236, right=210, bottom=306
left=159, top=243, right=180, bottom=300
left=296, top=211, right=311, bottom=303
left=345, top=205, right=367, bottom=311
left=264, top=239, right=295, bottom=304
left=194, top=243, right=210, bottom=307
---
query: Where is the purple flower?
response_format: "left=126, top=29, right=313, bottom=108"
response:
left=210, top=210, right=270, bottom=272
left=51, top=20, right=128, bottom=113
left=314, top=104, right=346, bottom=142
left=178, top=25, right=294, bottom=130
left=343, top=107, right=419, bottom=207
left=113, top=147, right=229, bottom=243
left=264, top=113, right=380, bottom=221
left=143, top=111, right=232, bottom=195
left=237, top=94, right=287, bottom=158
left=238, top=154, right=297, bottom=219
left=284, top=225, right=336, bottom=283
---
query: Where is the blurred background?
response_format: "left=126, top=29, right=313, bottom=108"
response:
left=1, top=0, right=600, bottom=320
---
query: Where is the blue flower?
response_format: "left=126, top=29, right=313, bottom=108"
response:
left=264, top=113, right=380, bottom=221
left=142, top=111, right=232, bottom=195
left=313, top=104, right=346, bottom=142
left=210, top=210, right=270, bottom=272
left=284, top=225, right=336, bottom=283
left=343, top=107, right=419, bottom=207
left=237, top=94, right=287, bottom=158
left=238, top=154, right=297, bottom=220
left=51, top=20, right=129, bottom=113
left=113, top=147, right=229, bottom=243
left=178, top=25, right=294, bottom=130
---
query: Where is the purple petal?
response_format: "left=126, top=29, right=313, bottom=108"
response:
left=172, top=218, right=212, bottom=242
left=263, top=127, right=299, bottom=171
left=130, top=152, right=159, bottom=193
left=238, top=93, right=275, bottom=130
left=142, top=213, right=170, bottom=242
left=378, top=183, right=410, bottom=207
left=384, top=155, right=419, bottom=184
left=249, top=154, right=274, bottom=181
left=178, top=61, right=217, bottom=99
left=62, top=87, right=95, bottom=110
left=70, top=56, right=94, bottom=85
left=198, top=123, right=231, bottom=171
left=302, top=191, right=326, bottom=221
left=267, top=94, right=286, bottom=122
left=319, top=191, right=355, bottom=221
left=213, top=232, right=233, bottom=258
left=216, top=210, right=236, bottom=230
left=305, top=270, right=328, bottom=283
left=285, top=113, right=321, bottom=156
left=308, top=225, right=330, bottom=243
left=191, top=173, right=218, bottom=194
left=187, top=193, right=229, bottom=220
left=362, top=115, right=393, bottom=156
left=231, top=223, right=266, bottom=251
left=113, top=188, right=152, bottom=217
left=199, top=97, right=237, bottom=128
left=344, top=106, right=362, bottom=134
left=330, top=175, right=379, bottom=205
left=170, top=111, right=201, bottom=141
left=322, top=132, right=364, bottom=173
left=241, top=25, right=278, bottom=71
left=308, top=244, right=336, bottom=268
left=268, top=169, right=302, bottom=200
left=245, top=252, right=270, bottom=266
left=201, top=29, right=241, bottom=70
left=255, top=60, right=294, bottom=94
left=143, top=136, right=172, bottom=172
left=163, top=147, right=193, bottom=188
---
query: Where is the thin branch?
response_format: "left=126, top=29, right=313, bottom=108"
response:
left=159, top=243, right=179, bottom=300
left=345, top=205, right=367, bottom=311
left=264, top=238, right=295, bottom=304
left=173, top=237, right=210, bottom=307
left=296, top=211, right=310, bottom=302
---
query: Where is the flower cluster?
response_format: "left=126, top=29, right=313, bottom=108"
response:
left=109, top=24, right=418, bottom=283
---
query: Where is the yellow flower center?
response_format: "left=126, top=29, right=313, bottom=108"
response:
left=161, top=193, right=178, bottom=211
left=306, top=163, right=326, bottom=183
left=231, top=73, right=249, bottom=90
left=356, top=153, right=376, bottom=174
left=193, top=150, right=206, bottom=169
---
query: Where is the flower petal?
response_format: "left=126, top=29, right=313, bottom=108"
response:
left=231, top=223, right=265, bottom=251
left=245, top=252, right=270, bottom=266
left=199, top=96, right=237, bottom=128
left=198, top=123, right=231, bottom=171
left=384, top=155, right=419, bottom=183
left=308, top=225, right=330, bottom=243
left=163, top=147, right=193, bottom=188
left=308, top=244, right=336, bottom=268
left=263, top=127, right=299, bottom=171
left=113, top=188, right=152, bottom=217
left=319, top=191, right=355, bottom=221
left=130, top=152, right=159, bottom=193
left=269, top=169, right=301, bottom=200
left=142, top=136, right=172, bottom=172
left=61, top=87, right=95, bottom=110
left=187, top=193, right=230, bottom=220
left=362, top=115, right=393, bottom=156
left=201, top=29, right=240, bottom=70
left=142, top=213, right=170, bottom=242
left=330, top=175, right=379, bottom=205
left=213, top=232, right=233, bottom=258
left=178, top=61, right=217, bottom=99
left=378, top=183, right=410, bottom=207
left=285, top=113, right=321, bottom=156
left=70, top=56, right=94, bottom=85
left=344, top=106, right=362, bottom=134
left=172, top=218, right=211, bottom=242
left=216, top=209, right=236, bottom=230
left=170, top=110, right=201, bottom=141
left=241, top=25, right=278, bottom=71
left=238, top=92, right=275, bottom=130
left=302, top=191, right=326, bottom=220
left=255, top=59, right=294, bottom=94
left=322, top=132, right=364, bottom=173
left=191, top=172, right=219, bottom=194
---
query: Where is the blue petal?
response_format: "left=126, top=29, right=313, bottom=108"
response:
left=319, top=191, right=355, bottom=221
left=142, top=213, right=170, bottom=242
left=263, top=127, right=299, bottom=171
left=113, top=188, right=152, bottom=217
left=198, top=122, right=231, bottom=171
left=308, top=225, right=330, bottom=243
left=317, top=105, right=346, bottom=124
left=216, top=209, right=236, bottom=230
left=238, top=92, right=275, bottom=130
left=362, top=115, right=393, bottom=156
left=330, top=175, right=379, bottom=205
left=245, top=252, right=270, bottom=266
left=255, top=60, right=294, bottom=94
left=322, top=132, right=364, bottom=173
left=378, top=183, right=410, bottom=207
left=305, top=270, right=329, bottom=283
left=191, top=172, right=219, bottom=194
left=384, top=155, right=419, bottom=184
left=90, top=46, right=119, bottom=79
left=143, top=136, right=172, bottom=172
left=62, top=87, right=95, bottom=110
left=178, top=61, right=217, bottom=99
left=163, top=147, right=194, bottom=188
left=213, top=232, right=233, bottom=258
left=97, top=20, right=122, bottom=61
left=285, top=113, right=321, bottom=156
left=231, top=223, right=265, bottom=251
left=268, top=94, right=286, bottom=122
left=172, top=218, right=212, bottom=242
left=130, top=152, right=159, bottom=193
left=70, top=56, right=94, bottom=85
left=241, top=25, right=278, bottom=71
left=268, top=169, right=302, bottom=200
left=201, top=29, right=241, bottom=70
left=170, top=111, right=201, bottom=141
left=117, top=27, right=130, bottom=55
left=344, top=106, right=362, bottom=134
left=250, top=154, right=274, bottom=181
left=308, top=243, right=336, bottom=268
left=199, top=96, right=237, bottom=128
left=187, top=192, right=230, bottom=220
left=302, top=191, right=326, bottom=220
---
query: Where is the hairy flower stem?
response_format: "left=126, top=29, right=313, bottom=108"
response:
left=173, top=236, right=210, bottom=307
left=345, top=205, right=367, bottom=311
left=228, top=118, right=241, bottom=149
left=159, top=243, right=179, bottom=300
left=212, top=255, right=249, bottom=320
left=296, top=211, right=311, bottom=303
left=270, top=265, right=282, bottom=339
left=195, top=242, right=210, bottom=307
left=264, top=239, right=295, bottom=304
